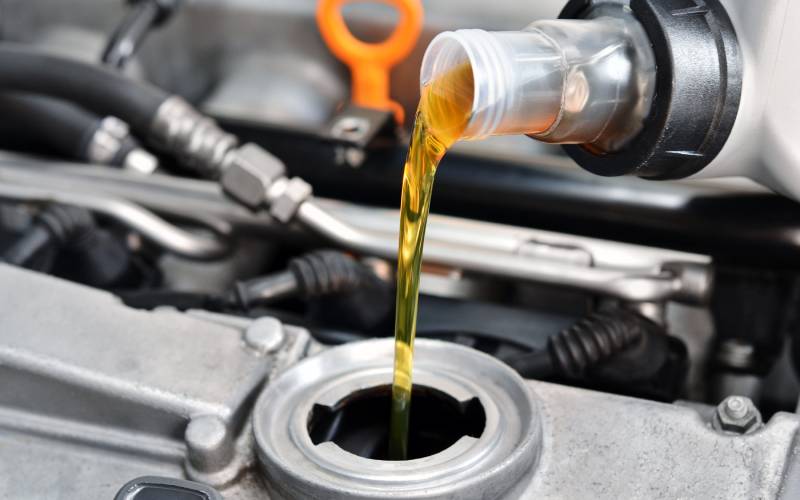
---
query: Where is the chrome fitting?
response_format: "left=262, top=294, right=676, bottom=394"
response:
left=220, top=143, right=286, bottom=209
left=267, top=177, right=313, bottom=223
left=253, top=338, right=542, bottom=499
left=86, top=116, right=130, bottom=166
left=88, top=116, right=159, bottom=174
left=149, top=96, right=238, bottom=179
left=122, top=148, right=159, bottom=175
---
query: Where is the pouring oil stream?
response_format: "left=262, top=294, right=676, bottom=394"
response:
left=389, top=63, right=474, bottom=460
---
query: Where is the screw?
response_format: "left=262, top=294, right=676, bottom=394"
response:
left=712, top=395, right=763, bottom=435
left=244, top=317, right=285, bottom=355
left=331, top=116, right=370, bottom=141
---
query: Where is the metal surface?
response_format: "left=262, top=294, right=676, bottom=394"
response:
left=0, top=264, right=311, bottom=498
left=297, top=199, right=710, bottom=303
left=244, top=317, right=286, bottom=355
left=123, top=147, right=160, bottom=175
left=0, top=155, right=712, bottom=303
left=253, top=338, right=541, bottom=500
left=0, top=263, right=281, bottom=433
left=0, top=269, right=799, bottom=498
left=523, top=381, right=800, bottom=499
left=185, top=415, right=234, bottom=474
left=268, top=177, right=313, bottom=223
left=205, top=51, right=347, bottom=130
left=220, top=142, right=286, bottom=209
left=0, top=167, right=229, bottom=260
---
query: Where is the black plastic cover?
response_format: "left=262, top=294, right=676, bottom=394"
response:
left=114, top=476, right=223, bottom=500
left=560, top=0, right=742, bottom=180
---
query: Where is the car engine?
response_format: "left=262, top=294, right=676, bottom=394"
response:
left=1, top=0, right=800, bottom=498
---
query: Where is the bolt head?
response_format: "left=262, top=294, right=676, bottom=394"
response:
left=244, top=317, right=285, bottom=355
left=186, top=416, right=228, bottom=454
left=185, top=415, right=233, bottom=473
left=331, top=116, right=370, bottom=141
left=713, top=396, right=762, bottom=434
left=221, top=143, right=286, bottom=208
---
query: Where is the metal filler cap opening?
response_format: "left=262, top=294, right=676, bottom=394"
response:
left=308, top=384, right=487, bottom=461
left=253, top=338, right=543, bottom=500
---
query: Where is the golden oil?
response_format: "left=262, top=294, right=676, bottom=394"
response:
left=389, top=63, right=474, bottom=460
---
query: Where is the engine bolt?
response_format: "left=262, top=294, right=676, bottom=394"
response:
left=712, top=395, right=763, bottom=435
left=185, top=415, right=233, bottom=473
left=244, top=317, right=285, bottom=355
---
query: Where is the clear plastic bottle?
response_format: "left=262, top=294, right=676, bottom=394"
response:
left=420, top=7, right=656, bottom=153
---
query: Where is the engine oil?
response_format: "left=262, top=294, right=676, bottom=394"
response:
left=389, top=63, right=474, bottom=460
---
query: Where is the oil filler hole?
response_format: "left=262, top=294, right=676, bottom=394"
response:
left=308, top=385, right=485, bottom=461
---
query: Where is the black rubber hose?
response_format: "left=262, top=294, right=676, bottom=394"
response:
left=120, top=251, right=385, bottom=315
left=235, top=250, right=382, bottom=308
left=505, top=309, right=662, bottom=379
left=0, top=93, right=144, bottom=166
left=289, top=250, right=378, bottom=299
left=102, top=0, right=182, bottom=69
left=2, top=204, right=94, bottom=268
left=0, top=44, right=167, bottom=133
left=0, top=94, right=97, bottom=158
left=1, top=224, right=52, bottom=268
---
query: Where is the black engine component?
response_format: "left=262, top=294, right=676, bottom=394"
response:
left=235, top=249, right=387, bottom=307
left=2, top=204, right=95, bottom=270
left=0, top=93, right=141, bottom=167
left=2, top=204, right=147, bottom=288
left=0, top=44, right=165, bottom=133
left=235, top=249, right=393, bottom=330
left=115, top=476, right=222, bottom=500
left=549, top=309, right=654, bottom=378
left=504, top=308, right=688, bottom=400
left=712, top=267, right=800, bottom=376
left=506, top=308, right=657, bottom=378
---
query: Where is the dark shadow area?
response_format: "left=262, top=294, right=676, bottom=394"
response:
left=308, top=384, right=485, bottom=461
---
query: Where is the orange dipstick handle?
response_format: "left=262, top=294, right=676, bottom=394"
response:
left=317, top=0, right=423, bottom=124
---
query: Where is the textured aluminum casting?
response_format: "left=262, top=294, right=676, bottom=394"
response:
left=253, top=338, right=541, bottom=500
left=1, top=267, right=800, bottom=499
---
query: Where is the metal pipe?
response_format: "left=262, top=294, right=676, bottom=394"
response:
left=0, top=155, right=710, bottom=302
left=296, top=200, right=701, bottom=303
left=0, top=183, right=228, bottom=260
left=239, top=271, right=299, bottom=306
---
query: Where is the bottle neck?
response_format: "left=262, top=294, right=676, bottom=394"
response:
left=420, top=10, right=656, bottom=152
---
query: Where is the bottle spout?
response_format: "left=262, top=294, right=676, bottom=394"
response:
left=420, top=12, right=656, bottom=153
